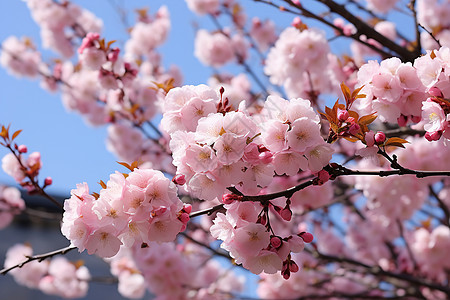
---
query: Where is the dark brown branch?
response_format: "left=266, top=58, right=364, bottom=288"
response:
left=189, top=203, right=225, bottom=218
left=429, top=185, right=450, bottom=227
left=0, top=245, right=76, bottom=275
left=310, top=249, right=450, bottom=295
left=315, top=0, right=417, bottom=61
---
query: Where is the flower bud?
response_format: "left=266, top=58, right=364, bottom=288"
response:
left=270, top=236, right=282, bottom=249
left=172, top=174, right=186, bottom=185
left=348, top=123, right=360, bottom=135
left=337, top=109, right=349, bottom=122
left=300, top=232, right=313, bottom=243
left=374, top=131, right=386, bottom=144
left=18, top=145, right=28, bottom=153
left=317, top=170, right=330, bottom=184
left=280, top=207, right=292, bottom=221
left=221, top=193, right=242, bottom=204
left=289, top=261, right=299, bottom=273
left=44, top=177, right=53, bottom=186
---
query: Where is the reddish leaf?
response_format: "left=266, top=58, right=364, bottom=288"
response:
left=117, top=161, right=133, bottom=171
left=98, top=180, right=107, bottom=189
left=384, top=137, right=409, bottom=146
left=11, top=129, right=22, bottom=141
left=359, top=113, right=377, bottom=125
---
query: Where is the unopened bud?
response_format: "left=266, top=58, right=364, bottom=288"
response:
left=348, top=123, right=360, bottom=135
left=300, top=232, right=313, bottom=243
left=221, top=193, right=242, bottom=204
left=18, top=145, right=28, bottom=153
left=178, top=212, right=190, bottom=224
left=374, top=131, right=386, bottom=144
left=292, top=16, right=302, bottom=27
left=172, top=174, right=186, bottom=185
left=337, top=109, right=349, bottom=122
left=317, top=170, right=330, bottom=184
left=44, top=177, right=53, bottom=186
left=183, top=204, right=192, bottom=214
left=270, top=236, right=282, bottom=249
left=289, top=261, right=299, bottom=273
left=280, top=207, right=292, bottom=221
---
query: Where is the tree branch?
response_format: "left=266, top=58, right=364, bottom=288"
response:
left=0, top=245, right=76, bottom=275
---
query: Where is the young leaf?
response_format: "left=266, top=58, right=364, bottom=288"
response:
left=11, top=129, right=22, bottom=141
left=358, top=113, right=377, bottom=126
left=117, top=161, right=133, bottom=171
left=98, top=180, right=107, bottom=189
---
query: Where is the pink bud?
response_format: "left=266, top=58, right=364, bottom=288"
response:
left=18, top=145, right=28, bottom=153
left=429, top=87, right=443, bottom=98
left=337, top=109, right=349, bottom=122
left=172, top=174, right=186, bottom=185
left=300, top=232, right=313, bottom=243
left=44, top=177, right=53, bottom=186
left=292, top=0, right=301, bottom=5
left=374, top=131, right=386, bottom=144
left=183, top=204, right=192, bottom=214
left=179, top=212, right=190, bottom=224
left=425, top=131, right=442, bottom=141
left=292, top=17, right=302, bottom=27
left=289, top=261, right=299, bottom=273
left=348, top=123, right=360, bottom=135
left=282, top=270, right=290, bottom=280
left=280, top=208, right=292, bottom=221
left=270, top=236, right=282, bottom=249
left=317, top=170, right=330, bottom=183
left=221, top=193, right=242, bottom=204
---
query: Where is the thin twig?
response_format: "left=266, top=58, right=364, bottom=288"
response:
left=0, top=245, right=76, bottom=275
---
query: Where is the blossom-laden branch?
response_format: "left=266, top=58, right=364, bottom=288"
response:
left=0, top=125, right=62, bottom=209
left=310, top=248, right=450, bottom=296
left=0, top=245, right=76, bottom=275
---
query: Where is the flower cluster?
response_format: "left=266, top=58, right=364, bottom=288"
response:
left=264, top=26, right=335, bottom=98
left=61, top=168, right=188, bottom=258
left=27, top=0, right=102, bottom=58
left=4, top=244, right=90, bottom=298
left=0, top=36, right=42, bottom=78
left=211, top=200, right=313, bottom=276
left=0, top=186, right=25, bottom=230
left=355, top=47, right=450, bottom=142
left=107, top=240, right=245, bottom=299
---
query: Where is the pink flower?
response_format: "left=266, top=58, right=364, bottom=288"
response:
left=422, top=99, right=447, bottom=133
left=185, top=0, right=220, bottom=15
left=243, top=250, right=283, bottom=275
left=194, top=29, right=235, bottom=67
